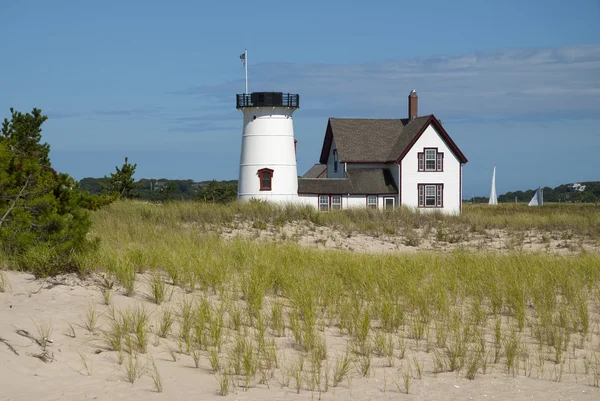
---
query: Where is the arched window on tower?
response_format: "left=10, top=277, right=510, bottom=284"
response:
left=257, top=168, right=274, bottom=191
left=333, top=149, right=338, bottom=173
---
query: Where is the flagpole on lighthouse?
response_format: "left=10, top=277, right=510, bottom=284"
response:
left=244, top=48, right=248, bottom=94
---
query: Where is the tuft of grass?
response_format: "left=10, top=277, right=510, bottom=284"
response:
left=402, top=364, right=413, bottom=394
left=150, top=357, right=163, bottom=392
left=130, top=305, right=151, bottom=353
left=190, top=347, right=202, bottom=368
left=146, top=271, right=172, bottom=305
left=157, top=308, right=175, bottom=338
left=216, top=369, right=231, bottom=395
left=32, top=317, right=52, bottom=350
left=393, top=363, right=413, bottom=394
left=504, top=329, right=521, bottom=376
left=208, top=346, right=220, bottom=372
left=292, top=353, right=304, bottom=394
left=81, top=303, right=101, bottom=333
left=115, top=259, right=136, bottom=297
left=124, top=353, right=144, bottom=384
left=332, top=348, right=352, bottom=387
left=78, top=351, right=93, bottom=376
left=242, top=337, right=258, bottom=390
left=101, top=288, right=111, bottom=305
left=465, top=349, right=483, bottom=380
left=270, top=300, right=285, bottom=337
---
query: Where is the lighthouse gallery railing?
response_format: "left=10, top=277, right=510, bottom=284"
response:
left=236, top=92, right=300, bottom=109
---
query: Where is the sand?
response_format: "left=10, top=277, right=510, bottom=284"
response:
left=219, top=222, right=600, bottom=255
left=1, top=270, right=599, bottom=401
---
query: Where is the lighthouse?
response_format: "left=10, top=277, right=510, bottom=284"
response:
left=236, top=92, right=300, bottom=202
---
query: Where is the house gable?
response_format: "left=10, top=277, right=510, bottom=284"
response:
left=396, top=116, right=468, bottom=164
left=400, top=123, right=463, bottom=214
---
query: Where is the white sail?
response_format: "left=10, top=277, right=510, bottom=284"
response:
left=528, top=187, right=543, bottom=206
left=488, top=166, right=498, bottom=205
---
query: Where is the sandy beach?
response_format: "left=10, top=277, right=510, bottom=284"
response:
left=1, top=269, right=598, bottom=401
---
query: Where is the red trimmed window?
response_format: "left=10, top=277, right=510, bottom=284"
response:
left=257, top=168, right=273, bottom=191
left=418, top=148, right=443, bottom=172
left=418, top=184, right=443, bottom=208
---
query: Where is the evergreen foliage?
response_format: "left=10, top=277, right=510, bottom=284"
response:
left=104, top=157, right=139, bottom=199
left=197, top=180, right=238, bottom=203
left=0, top=108, right=108, bottom=276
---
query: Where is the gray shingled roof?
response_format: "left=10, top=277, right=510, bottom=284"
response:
left=386, top=116, right=432, bottom=161
left=297, top=178, right=353, bottom=194
left=323, top=116, right=432, bottom=163
left=347, top=168, right=397, bottom=194
left=298, top=168, right=397, bottom=195
left=302, top=163, right=327, bottom=178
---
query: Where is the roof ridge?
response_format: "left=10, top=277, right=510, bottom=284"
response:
left=330, top=117, right=405, bottom=121
left=330, top=114, right=433, bottom=121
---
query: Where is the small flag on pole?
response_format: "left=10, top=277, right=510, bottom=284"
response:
left=240, top=52, right=246, bottom=66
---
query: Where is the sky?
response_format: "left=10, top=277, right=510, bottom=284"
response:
left=1, top=0, right=599, bottom=197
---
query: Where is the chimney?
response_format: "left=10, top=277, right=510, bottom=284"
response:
left=408, top=90, right=418, bottom=120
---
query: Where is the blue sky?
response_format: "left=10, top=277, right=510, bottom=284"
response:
left=1, top=0, right=599, bottom=196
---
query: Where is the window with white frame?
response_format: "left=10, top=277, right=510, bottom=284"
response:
left=367, top=195, right=378, bottom=209
left=319, top=195, right=329, bottom=211
left=418, top=184, right=443, bottom=208
left=331, top=195, right=342, bottom=210
left=418, top=148, right=443, bottom=172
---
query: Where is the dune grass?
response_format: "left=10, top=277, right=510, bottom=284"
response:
left=62, top=200, right=600, bottom=392
left=86, top=199, right=600, bottom=240
left=3, top=200, right=600, bottom=393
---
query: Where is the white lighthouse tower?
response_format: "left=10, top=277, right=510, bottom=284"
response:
left=236, top=92, right=300, bottom=202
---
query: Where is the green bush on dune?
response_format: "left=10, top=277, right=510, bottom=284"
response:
left=0, top=108, right=112, bottom=276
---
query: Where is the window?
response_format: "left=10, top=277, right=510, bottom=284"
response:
left=418, top=148, right=443, bottom=172
left=425, top=185, right=436, bottom=206
left=425, top=149, right=436, bottom=170
left=331, top=195, right=342, bottom=210
left=367, top=195, right=378, bottom=209
left=418, top=184, right=443, bottom=208
left=257, top=168, right=273, bottom=191
left=384, top=197, right=395, bottom=209
left=333, top=149, right=338, bottom=173
left=319, top=195, right=329, bottom=211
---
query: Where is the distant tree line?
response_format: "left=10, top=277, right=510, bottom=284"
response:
left=468, top=181, right=600, bottom=203
left=79, top=176, right=238, bottom=203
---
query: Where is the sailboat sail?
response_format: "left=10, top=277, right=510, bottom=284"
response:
left=488, top=166, right=498, bottom=205
left=528, top=187, right=543, bottom=206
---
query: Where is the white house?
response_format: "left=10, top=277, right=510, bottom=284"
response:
left=236, top=90, right=468, bottom=214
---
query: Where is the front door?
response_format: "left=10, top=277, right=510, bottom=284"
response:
left=384, top=197, right=395, bottom=209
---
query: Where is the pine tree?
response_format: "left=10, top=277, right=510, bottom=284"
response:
left=104, top=157, right=138, bottom=199
left=0, top=108, right=101, bottom=275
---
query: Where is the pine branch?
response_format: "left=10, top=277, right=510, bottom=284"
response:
left=0, top=174, right=32, bottom=227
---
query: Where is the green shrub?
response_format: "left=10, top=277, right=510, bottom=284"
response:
left=0, top=108, right=107, bottom=276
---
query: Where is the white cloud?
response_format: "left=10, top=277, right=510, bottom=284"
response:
left=180, top=45, right=600, bottom=123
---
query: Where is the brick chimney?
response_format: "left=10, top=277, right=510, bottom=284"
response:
left=408, top=90, right=418, bottom=120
